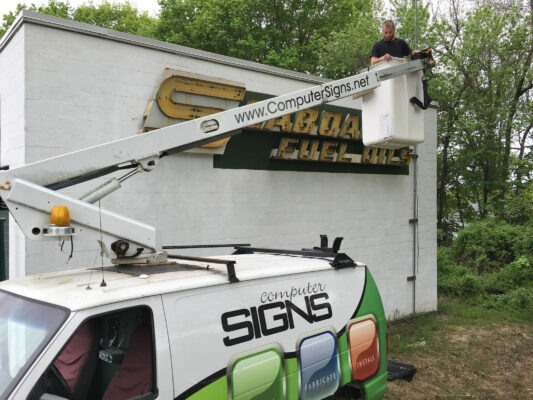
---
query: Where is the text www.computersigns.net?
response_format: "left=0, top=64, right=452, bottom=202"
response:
left=233, top=75, right=371, bottom=124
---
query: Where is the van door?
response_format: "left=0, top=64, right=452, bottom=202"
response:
left=9, top=295, right=173, bottom=400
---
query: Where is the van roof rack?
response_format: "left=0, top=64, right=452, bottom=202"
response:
left=233, top=247, right=356, bottom=270
left=233, top=246, right=333, bottom=257
left=162, top=243, right=250, bottom=250
left=166, top=254, right=239, bottom=283
left=115, top=236, right=354, bottom=283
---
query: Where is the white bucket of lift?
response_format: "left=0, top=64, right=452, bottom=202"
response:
left=362, top=58, right=424, bottom=149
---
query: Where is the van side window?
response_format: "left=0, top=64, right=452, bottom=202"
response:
left=29, top=306, right=156, bottom=400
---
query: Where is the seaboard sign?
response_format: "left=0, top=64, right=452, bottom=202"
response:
left=141, top=69, right=412, bottom=174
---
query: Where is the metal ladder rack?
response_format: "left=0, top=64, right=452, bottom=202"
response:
left=165, top=254, right=239, bottom=283
left=233, top=247, right=355, bottom=270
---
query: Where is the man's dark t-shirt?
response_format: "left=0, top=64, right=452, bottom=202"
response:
left=370, top=38, right=411, bottom=59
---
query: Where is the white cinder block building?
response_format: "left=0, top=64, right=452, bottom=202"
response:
left=0, top=11, right=437, bottom=319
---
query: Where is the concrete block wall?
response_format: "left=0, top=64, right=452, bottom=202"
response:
left=415, top=106, right=438, bottom=313
left=0, top=12, right=437, bottom=318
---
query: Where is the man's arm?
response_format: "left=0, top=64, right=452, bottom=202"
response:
left=371, top=54, right=393, bottom=65
left=402, top=39, right=420, bottom=57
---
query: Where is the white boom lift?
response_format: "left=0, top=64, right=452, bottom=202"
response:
left=0, top=56, right=434, bottom=265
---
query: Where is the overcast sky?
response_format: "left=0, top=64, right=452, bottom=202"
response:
left=0, top=0, right=162, bottom=19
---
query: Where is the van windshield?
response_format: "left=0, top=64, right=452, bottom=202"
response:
left=0, top=290, right=68, bottom=400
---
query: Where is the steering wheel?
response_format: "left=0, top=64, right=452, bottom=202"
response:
left=46, top=365, right=71, bottom=399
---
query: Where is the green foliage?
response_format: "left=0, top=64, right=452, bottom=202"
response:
left=390, top=0, right=433, bottom=49
left=1, top=0, right=156, bottom=39
left=73, top=1, right=156, bottom=37
left=0, top=3, right=26, bottom=38
left=439, top=218, right=533, bottom=312
left=483, top=256, right=533, bottom=294
left=439, top=296, right=533, bottom=323
left=437, top=246, right=455, bottom=275
left=438, top=251, right=482, bottom=297
left=451, top=218, right=533, bottom=274
left=317, top=0, right=381, bottom=78
left=501, top=181, right=533, bottom=225
left=438, top=254, right=533, bottom=312
left=156, top=0, right=273, bottom=66
left=438, top=247, right=482, bottom=298
left=483, top=287, right=533, bottom=311
left=34, top=0, right=71, bottom=18
left=155, top=0, right=380, bottom=76
left=434, top=1, right=533, bottom=229
left=1, top=1, right=72, bottom=37
left=317, top=0, right=434, bottom=78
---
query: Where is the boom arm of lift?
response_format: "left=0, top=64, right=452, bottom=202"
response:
left=0, top=59, right=432, bottom=263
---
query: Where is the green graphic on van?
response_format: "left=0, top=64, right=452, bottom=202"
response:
left=229, top=347, right=284, bottom=400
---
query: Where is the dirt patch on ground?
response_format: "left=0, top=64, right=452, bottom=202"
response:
left=384, top=315, right=533, bottom=399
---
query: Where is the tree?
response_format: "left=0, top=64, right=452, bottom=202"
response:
left=1, top=0, right=157, bottom=39
left=317, top=0, right=381, bottom=78
left=1, top=3, right=28, bottom=38
left=73, top=1, right=157, bottom=37
left=432, top=0, right=532, bottom=237
left=390, top=0, right=433, bottom=50
left=156, top=0, right=379, bottom=75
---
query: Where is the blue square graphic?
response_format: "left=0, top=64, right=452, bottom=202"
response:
left=298, top=331, right=340, bottom=400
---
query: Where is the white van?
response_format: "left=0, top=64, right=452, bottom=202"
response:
left=0, top=244, right=388, bottom=400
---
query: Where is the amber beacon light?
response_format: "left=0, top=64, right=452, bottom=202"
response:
left=44, top=206, right=75, bottom=237
left=50, top=206, right=71, bottom=226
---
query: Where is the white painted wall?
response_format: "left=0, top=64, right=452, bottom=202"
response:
left=0, top=24, right=26, bottom=278
left=0, top=12, right=437, bottom=319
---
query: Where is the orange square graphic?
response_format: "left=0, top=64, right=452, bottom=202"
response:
left=348, top=318, right=379, bottom=381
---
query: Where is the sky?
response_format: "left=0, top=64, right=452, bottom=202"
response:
left=0, top=0, right=162, bottom=18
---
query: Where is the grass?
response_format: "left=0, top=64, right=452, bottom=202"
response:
left=384, top=297, right=533, bottom=400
